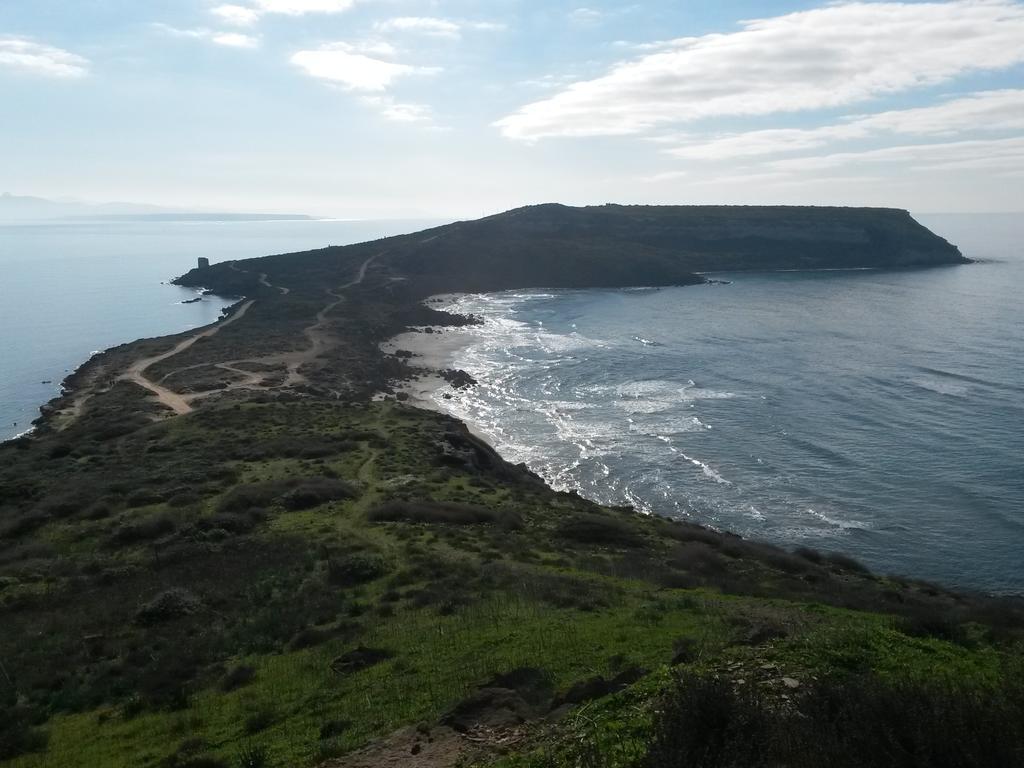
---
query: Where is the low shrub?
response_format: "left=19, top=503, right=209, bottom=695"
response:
left=287, top=626, right=336, bottom=651
left=330, top=646, right=394, bottom=674
left=38, top=492, right=89, bottom=518
left=168, top=490, right=203, bottom=508
left=0, top=541, right=55, bottom=567
left=0, top=512, right=49, bottom=538
left=126, top=489, right=167, bottom=508
left=826, top=552, right=870, bottom=574
left=47, top=443, right=73, bottom=459
left=134, top=646, right=200, bottom=711
left=0, top=704, right=48, bottom=760
left=216, top=477, right=352, bottom=514
left=281, top=478, right=355, bottom=511
left=327, top=553, right=387, bottom=586
left=318, top=719, right=350, bottom=740
left=216, top=481, right=293, bottom=514
left=243, top=706, right=276, bottom=735
left=135, top=589, right=202, bottom=626
left=368, top=500, right=522, bottom=528
left=84, top=500, right=114, bottom=519
left=744, top=541, right=816, bottom=575
left=203, top=509, right=264, bottom=535
left=668, top=543, right=727, bottom=576
left=220, top=665, right=256, bottom=692
left=230, top=435, right=357, bottom=461
left=794, top=545, right=825, bottom=564
left=653, top=519, right=723, bottom=547
left=897, top=607, right=972, bottom=646
left=642, top=671, right=1024, bottom=768
left=557, top=512, right=643, bottom=548
left=109, top=512, right=176, bottom=546
left=670, top=637, right=701, bottom=665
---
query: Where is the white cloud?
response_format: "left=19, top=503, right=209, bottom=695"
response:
left=568, top=8, right=604, bottom=25
left=377, top=17, right=462, bottom=38
left=857, top=89, right=1024, bottom=136
left=290, top=43, right=439, bottom=91
left=251, top=0, right=354, bottom=14
left=374, top=16, right=505, bottom=39
left=519, top=72, right=579, bottom=90
left=210, top=4, right=261, bottom=26
left=212, top=32, right=260, bottom=48
left=667, top=90, right=1024, bottom=160
left=352, top=39, right=398, bottom=58
left=466, top=21, right=506, bottom=32
left=496, top=1, right=1024, bottom=141
left=770, top=135, right=1024, bottom=174
left=380, top=102, right=432, bottom=122
left=612, top=39, right=674, bottom=52
left=361, top=95, right=434, bottom=122
left=0, top=37, right=89, bottom=78
left=154, top=24, right=259, bottom=49
left=208, top=0, right=354, bottom=26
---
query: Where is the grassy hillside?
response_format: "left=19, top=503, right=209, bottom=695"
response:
left=2, top=399, right=1022, bottom=767
left=3, top=205, right=1011, bottom=767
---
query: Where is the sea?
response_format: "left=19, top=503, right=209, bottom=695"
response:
left=0, top=218, right=436, bottom=441
left=1, top=214, right=1020, bottom=594
left=428, top=214, right=1024, bottom=594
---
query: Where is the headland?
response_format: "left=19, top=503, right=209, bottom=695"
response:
left=4, top=205, right=1017, bottom=768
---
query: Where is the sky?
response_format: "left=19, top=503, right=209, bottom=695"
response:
left=1, top=0, right=1023, bottom=218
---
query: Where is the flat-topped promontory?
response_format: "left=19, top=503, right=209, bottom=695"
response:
left=176, top=203, right=967, bottom=299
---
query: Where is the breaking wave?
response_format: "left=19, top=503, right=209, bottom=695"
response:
left=422, top=263, right=1024, bottom=594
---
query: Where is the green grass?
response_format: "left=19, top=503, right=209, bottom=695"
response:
left=8, top=587, right=714, bottom=767
left=11, top=582, right=1015, bottom=767
left=2, top=400, right=1022, bottom=767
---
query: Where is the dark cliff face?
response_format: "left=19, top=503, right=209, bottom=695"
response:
left=176, top=204, right=966, bottom=297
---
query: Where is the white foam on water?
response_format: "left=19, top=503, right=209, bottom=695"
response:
left=3, top=425, right=36, bottom=443
left=806, top=507, right=870, bottom=531
left=632, top=335, right=662, bottom=346
left=598, top=380, right=737, bottom=415
left=651, top=415, right=709, bottom=433
left=617, top=397, right=675, bottom=414
left=622, top=486, right=654, bottom=515
left=429, top=290, right=739, bottom=526
left=679, top=452, right=731, bottom=485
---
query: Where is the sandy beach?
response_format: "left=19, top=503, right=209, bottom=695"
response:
left=380, top=324, right=479, bottom=415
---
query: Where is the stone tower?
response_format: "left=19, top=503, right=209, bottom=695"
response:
left=197, top=257, right=210, bottom=269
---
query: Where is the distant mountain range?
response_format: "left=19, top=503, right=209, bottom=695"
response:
left=0, top=193, right=313, bottom=223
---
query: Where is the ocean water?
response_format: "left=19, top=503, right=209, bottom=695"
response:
left=431, top=214, right=1024, bottom=594
left=0, top=218, right=437, bottom=441
left=3, top=215, right=1021, bottom=593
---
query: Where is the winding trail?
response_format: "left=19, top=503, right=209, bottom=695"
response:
left=125, top=252, right=381, bottom=415
left=259, top=272, right=289, bottom=295
left=282, top=252, right=380, bottom=384
left=120, top=300, right=255, bottom=414
left=229, top=263, right=290, bottom=295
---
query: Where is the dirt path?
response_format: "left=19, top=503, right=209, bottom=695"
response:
left=259, top=272, right=289, bottom=295
left=119, top=300, right=254, bottom=415
left=128, top=252, right=382, bottom=413
left=281, top=251, right=381, bottom=385
left=227, top=263, right=290, bottom=295
left=322, top=726, right=473, bottom=768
